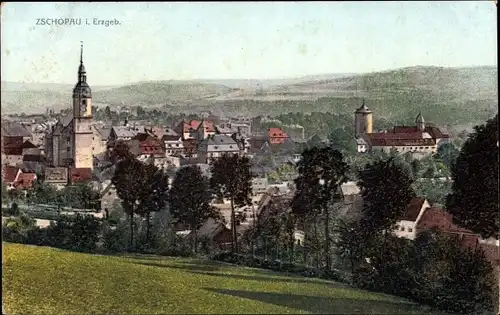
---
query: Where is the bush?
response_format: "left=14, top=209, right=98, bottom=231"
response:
left=211, top=252, right=346, bottom=283
left=45, top=214, right=102, bottom=253
left=6, top=202, right=20, bottom=216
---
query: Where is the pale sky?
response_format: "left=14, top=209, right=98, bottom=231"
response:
left=1, top=2, right=497, bottom=86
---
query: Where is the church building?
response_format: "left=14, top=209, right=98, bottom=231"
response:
left=45, top=43, right=94, bottom=181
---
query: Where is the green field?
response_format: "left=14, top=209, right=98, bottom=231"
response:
left=2, top=243, right=447, bottom=314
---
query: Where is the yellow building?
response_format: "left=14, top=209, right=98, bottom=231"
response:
left=354, top=100, right=373, bottom=137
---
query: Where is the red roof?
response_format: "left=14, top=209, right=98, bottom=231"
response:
left=400, top=197, right=427, bottom=221
left=13, top=172, right=37, bottom=189
left=268, top=128, right=288, bottom=139
left=179, top=120, right=215, bottom=133
left=69, top=168, right=93, bottom=184
left=3, top=166, right=21, bottom=183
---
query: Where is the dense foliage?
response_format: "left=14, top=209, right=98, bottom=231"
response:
left=447, top=114, right=499, bottom=239
left=210, top=154, right=253, bottom=253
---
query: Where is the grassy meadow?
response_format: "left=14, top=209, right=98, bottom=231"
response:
left=2, top=242, right=450, bottom=314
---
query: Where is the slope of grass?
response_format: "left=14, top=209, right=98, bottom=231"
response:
left=2, top=243, right=449, bottom=314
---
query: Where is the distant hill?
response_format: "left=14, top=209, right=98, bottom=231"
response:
left=1, top=66, right=497, bottom=120
left=0, top=81, right=233, bottom=114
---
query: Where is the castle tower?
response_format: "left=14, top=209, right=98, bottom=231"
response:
left=415, top=111, right=425, bottom=132
left=354, top=99, right=373, bottom=137
left=72, top=42, right=94, bottom=169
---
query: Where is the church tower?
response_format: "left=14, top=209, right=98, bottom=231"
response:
left=72, top=42, right=94, bottom=169
left=354, top=99, right=373, bottom=137
left=415, top=111, right=425, bottom=132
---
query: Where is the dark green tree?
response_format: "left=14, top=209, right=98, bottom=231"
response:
left=26, top=177, right=58, bottom=204
left=169, top=165, right=219, bottom=253
left=109, top=140, right=135, bottom=165
left=358, top=157, right=416, bottom=236
left=137, top=163, right=170, bottom=244
left=435, top=142, right=460, bottom=168
left=210, top=154, right=253, bottom=253
left=111, top=157, right=146, bottom=249
left=104, top=106, right=112, bottom=120
left=328, top=127, right=356, bottom=154
left=292, top=146, right=348, bottom=270
left=446, top=114, right=499, bottom=239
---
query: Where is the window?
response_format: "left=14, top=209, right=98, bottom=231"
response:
left=92, top=137, right=95, bottom=140
left=91, top=147, right=94, bottom=150
left=408, top=228, right=413, bottom=232
left=67, top=147, right=70, bottom=152
left=400, top=226, right=405, bottom=231
left=425, top=147, right=429, bottom=149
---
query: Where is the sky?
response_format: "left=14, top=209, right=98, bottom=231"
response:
left=1, top=2, right=497, bottom=86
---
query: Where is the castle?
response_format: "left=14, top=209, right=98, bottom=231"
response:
left=353, top=101, right=450, bottom=157
left=45, top=43, right=94, bottom=171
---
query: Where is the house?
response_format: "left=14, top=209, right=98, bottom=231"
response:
left=2, top=136, right=24, bottom=167
left=394, top=197, right=431, bottom=240
left=164, top=138, right=184, bottom=156
left=268, top=127, right=288, bottom=145
left=182, top=139, right=198, bottom=158
left=13, top=172, right=37, bottom=190
left=160, top=128, right=180, bottom=141
left=174, top=120, right=216, bottom=140
left=2, top=121, right=32, bottom=142
left=68, top=167, right=93, bottom=185
left=22, top=154, right=45, bottom=174
left=3, top=166, right=23, bottom=190
left=194, top=120, right=217, bottom=140
left=176, top=218, right=233, bottom=250
left=109, top=125, right=149, bottom=142
left=248, top=136, right=270, bottom=155
left=44, top=167, right=69, bottom=189
left=2, top=166, right=37, bottom=191
left=92, top=126, right=111, bottom=156
left=251, top=177, right=269, bottom=195
left=100, top=181, right=120, bottom=216
left=130, top=133, right=165, bottom=162
left=197, top=134, right=240, bottom=164
left=415, top=206, right=500, bottom=268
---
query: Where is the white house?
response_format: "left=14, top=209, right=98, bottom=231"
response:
left=197, top=134, right=240, bottom=164
left=393, top=197, right=430, bottom=240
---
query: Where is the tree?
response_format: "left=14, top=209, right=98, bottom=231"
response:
left=104, top=106, right=112, bottom=120
left=108, top=140, right=135, bottom=165
left=137, top=163, right=170, bottom=244
left=210, top=154, right=253, bottom=253
left=136, top=106, right=145, bottom=117
left=169, top=165, right=221, bottom=253
left=292, top=146, right=348, bottom=270
left=358, top=157, right=416, bottom=236
left=26, top=177, right=58, bottom=204
left=435, top=142, right=459, bottom=168
left=446, top=114, right=499, bottom=239
left=1, top=179, right=7, bottom=202
left=111, top=157, right=146, bottom=249
left=328, top=127, right=356, bottom=154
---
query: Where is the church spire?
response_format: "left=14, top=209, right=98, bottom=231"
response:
left=78, top=41, right=87, bottom=83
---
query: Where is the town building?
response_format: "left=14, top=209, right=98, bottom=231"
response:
left=197, top=134, right=240, bottom=164
left=354, top=102, right=450, bottom=157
